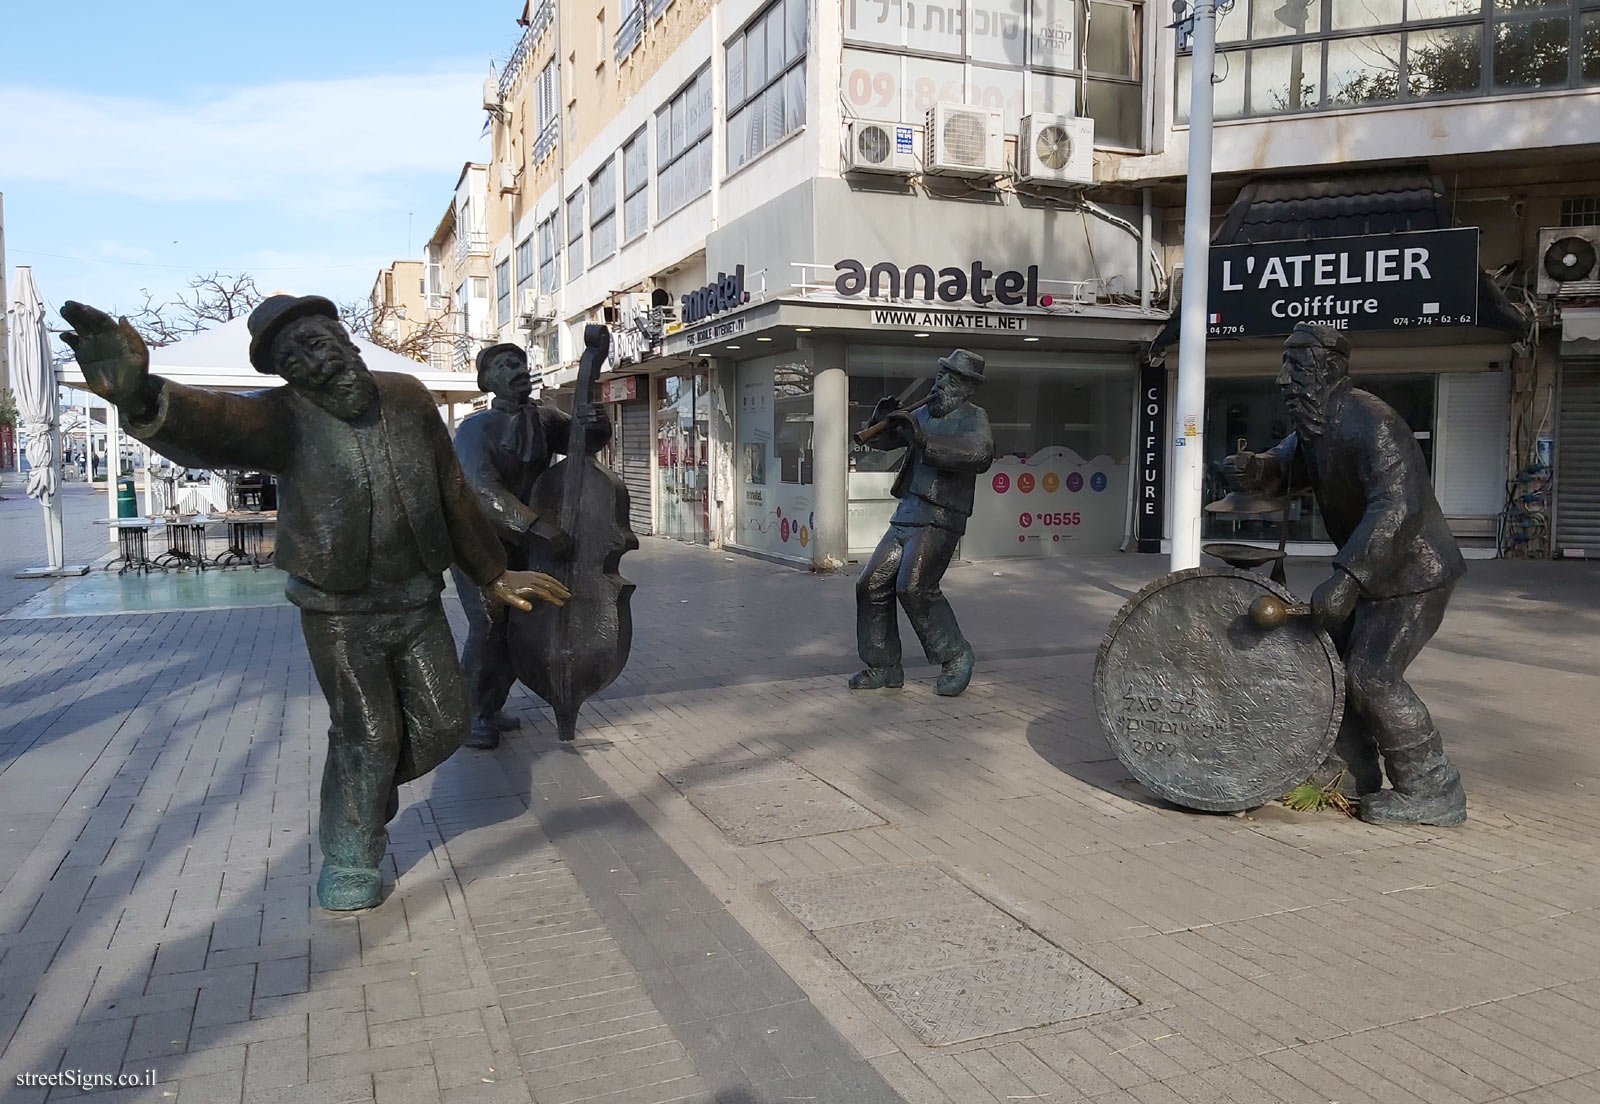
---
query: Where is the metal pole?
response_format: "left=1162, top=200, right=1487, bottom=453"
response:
left=1170, top=1, right=1218, bottom=571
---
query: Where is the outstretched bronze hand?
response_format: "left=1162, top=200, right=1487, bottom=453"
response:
left=60, top=302, right=157, bottom=418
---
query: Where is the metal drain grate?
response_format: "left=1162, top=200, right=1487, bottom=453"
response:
left=661, top=758, right=886, bottom=845
left=772, top=866, right=1137, bottom=1045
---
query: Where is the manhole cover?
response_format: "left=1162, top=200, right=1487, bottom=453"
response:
left=661, top=758, right=886, bottom=845
left=773, top=866, right=1136, bottom=1045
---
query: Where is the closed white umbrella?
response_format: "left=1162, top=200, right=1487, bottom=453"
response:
left=9, top=266, right=87, bottom=577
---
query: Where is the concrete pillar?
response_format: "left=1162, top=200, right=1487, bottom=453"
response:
left=105, top=401, right=120, bottom=541
left=810, top=338, right=849, bottom=568
left=708, top=358, right=737, bottom=549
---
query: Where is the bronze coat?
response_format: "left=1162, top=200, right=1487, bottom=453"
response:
left=125, top=371, right=507, bottom=594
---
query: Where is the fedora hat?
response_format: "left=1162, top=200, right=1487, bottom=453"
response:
left=247, top=294, right=341, bottom=373
left=1285, top=323, right=1351, bottom=360
left=937, top=348, right=986, bottom=382
left=475, top=343, right=529, bottom=391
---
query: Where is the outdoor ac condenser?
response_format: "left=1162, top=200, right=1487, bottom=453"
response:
left=1536, top=226, right=1600, bottom=298
left=923, top=103, right=1006, bottom=177
left=1017, top=113, right=1095, bottom=186
left=845, top=119, right=918, bottom=175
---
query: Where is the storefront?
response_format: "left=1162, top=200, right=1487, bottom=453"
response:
left=655, top=367, right=713, bottom=544
left=601, top=374, right=654, bottom=537
left=845, top=345, right=1136, bottom=559
left=1150, top=187, right=1528, bottom=552
left=682, top=300, right=1159, bottom=566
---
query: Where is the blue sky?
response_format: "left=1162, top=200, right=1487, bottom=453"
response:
left=2, top=1, right=515, bottom=335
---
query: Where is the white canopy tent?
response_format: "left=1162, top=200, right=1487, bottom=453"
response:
left=55, top=314, right=482, bottom=533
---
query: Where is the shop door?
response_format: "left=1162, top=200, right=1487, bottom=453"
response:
left=655, top=372, right=710, bottom=543
left=1556, top=361, right=1600, bottom=555
left=619, top=399, right=653, bottom=536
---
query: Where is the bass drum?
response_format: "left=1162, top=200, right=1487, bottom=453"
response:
left=1092, top=567, right=1344, bottom=812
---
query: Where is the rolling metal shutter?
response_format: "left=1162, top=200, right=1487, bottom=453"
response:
left=1556, top=360, right=1600, bottom=555
left=1435, top=370, right=1509, bottom=519
left=619, top=399, right=653, bottom=536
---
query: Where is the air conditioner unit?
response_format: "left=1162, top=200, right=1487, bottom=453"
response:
left=482, top=78, right=502, bottom=111
left=845, top=119, right=917, bottom=175
left=1017, top=113, right=1094, bottom=186
left=497, top=163, right=519, bottom=194
left=520, top=289, right=554, bottom=322
left=1536, top=226, right=1600, bottom=298
left=923, top=103, right=1006, bottom=177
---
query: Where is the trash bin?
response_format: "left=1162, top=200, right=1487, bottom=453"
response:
left=116, top=477, right=137, bottom=518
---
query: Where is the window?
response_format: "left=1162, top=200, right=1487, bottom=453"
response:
left=596, top=9, right=607, bottom=71
left=471, top=276, right=489, bottom=299
left=533, top=59, right=559, bottom=165
left=657, top=66, right=713, bottom=219
left=1562, top=195, right=1600, bottom=226
left=495, top=258, right=512, bottom=327
left=538, top=213, right=560, bottom=292
left=589, top=157, right=618, bottom=263
left=1178, top=0, right=1600, bottom=122
left=515, top=234, right=535, bottom=310
left=566, top=189, right=585, bottom=280
left=622, top=126, right=650, bottom=243
left=840, top=0, right=1145, bottom=149
left=727, top=0, right=807, bottom=173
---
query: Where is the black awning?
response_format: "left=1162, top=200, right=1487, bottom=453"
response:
left=1150, top=169, right=1527, bottom=358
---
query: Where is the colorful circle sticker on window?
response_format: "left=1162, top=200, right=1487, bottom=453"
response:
left=1019, top=512, right=1033, bottom=528
left=780, top=518, right=791, bottom=541
left=1017, top=472, right=1036, bottom=493
left=992, top=473, right=1011, bottom=493
left=1090, top=472, right=1108, bottom=492
left=1042, top=472, right=1060, bottom=493
left=1066, top=472, right=1084, bottom=493
left=799, top=526, right=810, bottom=548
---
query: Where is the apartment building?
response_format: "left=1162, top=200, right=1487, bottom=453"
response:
left=408, top=0, right=1599, bottom=567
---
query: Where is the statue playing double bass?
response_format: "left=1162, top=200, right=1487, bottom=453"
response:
left=507, top=325, right=639, bottom=742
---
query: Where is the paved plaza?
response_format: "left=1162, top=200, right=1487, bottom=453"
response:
left=1, top=483, right=1598, bottom=1103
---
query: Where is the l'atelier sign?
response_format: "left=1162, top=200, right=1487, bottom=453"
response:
left=834, top=259, right=1056, bottom=307
left=1206, top=227, right=1480, bottom=339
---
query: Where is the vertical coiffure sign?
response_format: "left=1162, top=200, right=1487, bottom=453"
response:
left=1135, top=360, right=1166, bottom=553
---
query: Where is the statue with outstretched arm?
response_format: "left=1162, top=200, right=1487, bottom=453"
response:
left=61, top=297, right=570, bottom=910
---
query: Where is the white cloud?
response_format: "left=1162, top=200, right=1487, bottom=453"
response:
left=0, top=72, right=488, bottom=211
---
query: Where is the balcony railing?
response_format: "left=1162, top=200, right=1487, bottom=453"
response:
left=615, top=0, right=645, bottom=64
left=647, top=0, right=671, bottom=21
left=498, top=28, right=535, bottom=99
left=533, top=119, right=559, bottom=167
left=453, top=230, right=489, bottom=269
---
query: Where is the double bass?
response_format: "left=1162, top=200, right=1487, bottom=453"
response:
left=510, top=325, right=639, bottom=741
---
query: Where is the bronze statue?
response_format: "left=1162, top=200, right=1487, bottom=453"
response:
left=60, top=297, right=570, bottom=910
left=851, top=349, right=994, bottom=697
left=451, top=343, right=611, bottom=749
left=1225, top=323, right=1467, bottom=826
left=510, top=325, right=639, bottom=742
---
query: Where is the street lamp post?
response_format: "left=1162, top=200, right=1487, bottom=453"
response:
left=1171, top=0, right=1219, bottom=571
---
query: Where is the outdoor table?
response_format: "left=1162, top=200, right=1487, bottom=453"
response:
left=95, top=517, right=164, bottom=575
left=215, top=511, right=276, bottom=568
left=153, top=514, right=213, bottom=571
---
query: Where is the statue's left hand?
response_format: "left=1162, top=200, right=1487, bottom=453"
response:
left=887, top=409, right=926, bottom=443
left=488, top=570, right=571, bottom=614
left=1310, top=570, right=1360, bottom=631
left=60, top=301, right=154, bottom=416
